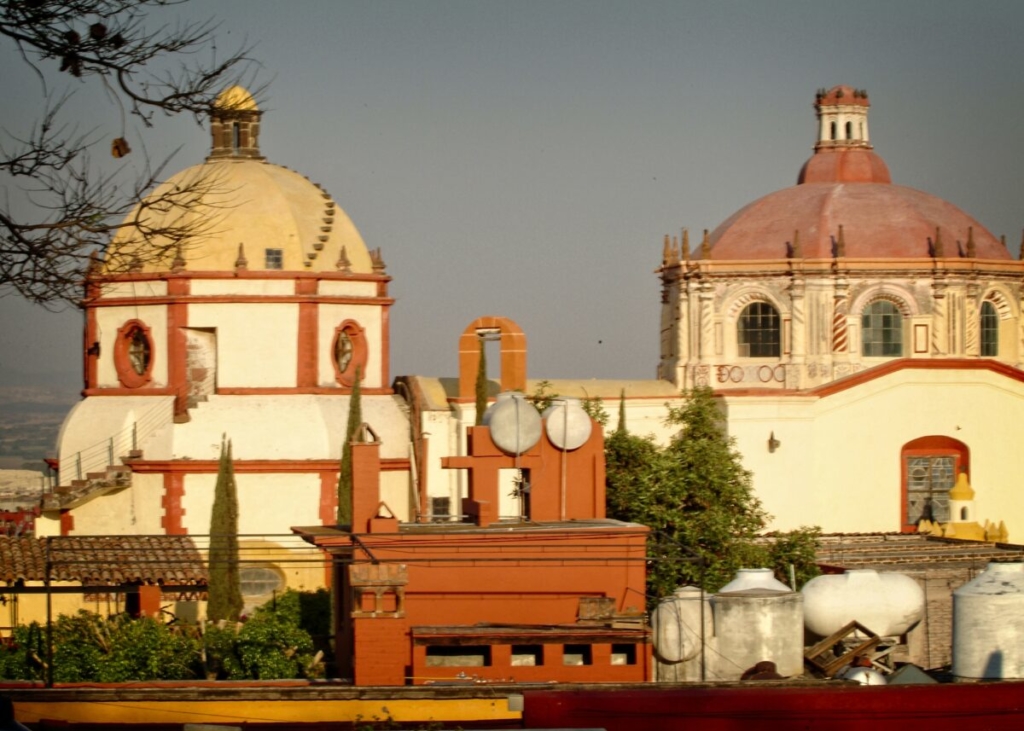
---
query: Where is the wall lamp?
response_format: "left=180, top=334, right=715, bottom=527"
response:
left=768, top=431, right=781, bottom=453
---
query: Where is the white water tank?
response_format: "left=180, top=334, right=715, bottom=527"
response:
left=802, top=570, right=924, bottom=638
left=483, top=392, right=541, bottom=456
left=652, top=586, right=704, bottom=664
left=953, top=562, right=1024, bottom=679
left=711, top=568, right=804, bottom=679
left=542, top=399, right=593, bottom=450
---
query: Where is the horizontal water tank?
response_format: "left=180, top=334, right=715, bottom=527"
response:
left=953, top=562, right=1024, bottom=679
left=483, top=392, right=541, bottom=456
left=802, top=570, right=923, bottom=638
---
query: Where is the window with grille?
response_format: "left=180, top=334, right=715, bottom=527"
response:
left=431, top=496, right=452, bottom=522
left=737, top=302, right=781, bottom=357
left=906, top=456, right=955, bottom=524
left=981, top=301, right=998, bottom=356
left=861, top=300, right=903, bottom=357
left=265, top=248, right=283, bottom=270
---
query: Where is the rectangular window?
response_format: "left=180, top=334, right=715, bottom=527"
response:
left=611, top=644, right=637, bottom=666
left=265, top=248, right=283, bottom=270
left=430, top=496, right=451, bottom=522
left=425, top=646, right=491, bottom=667
left=563, top=644, right=593, bottom=666
left=511, top=645, right=543, bottom=666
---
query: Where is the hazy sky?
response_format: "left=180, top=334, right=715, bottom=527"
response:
left=3, top=0, right=1024, bottom=387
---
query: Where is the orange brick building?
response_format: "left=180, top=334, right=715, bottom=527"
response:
left=296, top=411, right=651, bottom=686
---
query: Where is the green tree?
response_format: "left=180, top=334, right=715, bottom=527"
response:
left=208, top=436, right=242, bottom=622
left=528, top=380, right=558, bottom=414
left=474, top=337, right=487, bottom=425
left=606, top=387, right=819, bottom=600
left=337, top=365, right=362, bottom=525
left=580, top=391, right=608, bottom=428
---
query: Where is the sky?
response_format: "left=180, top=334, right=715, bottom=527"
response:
left=3, top=0, right=1024, bottom=388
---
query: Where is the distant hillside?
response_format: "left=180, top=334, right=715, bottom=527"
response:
left=0, top=361, right=79, bottom=389
left=0, top=366, right=79, bottom=463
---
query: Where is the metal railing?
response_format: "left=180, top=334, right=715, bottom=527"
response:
left=57, top=397, right=172, bottom=485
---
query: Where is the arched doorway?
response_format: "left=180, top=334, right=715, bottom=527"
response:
left=901, top=436, right=969, bottom=530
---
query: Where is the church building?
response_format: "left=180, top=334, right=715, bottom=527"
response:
left=42, top=87, right=413, bottom=604
left=655, top=86, right=1024, bottom=535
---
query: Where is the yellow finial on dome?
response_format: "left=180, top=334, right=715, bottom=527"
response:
left=214, top=85, right=259, bottom=112
left=949, top=471, right=975, bottom=501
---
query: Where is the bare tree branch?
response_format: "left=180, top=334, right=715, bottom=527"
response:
left=0, top=0, right=260, bottom=303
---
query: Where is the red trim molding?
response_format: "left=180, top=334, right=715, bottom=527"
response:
left=88, top=294, right=396, bottom=307
left=217, top=386, right=394, bottom=396
left=161, top=473, right=187, bottom=535
left=320, top=471, right=338, bottom=525
left=297, top=301, right=319, bottom=388
left=113, top=319, right=155, bottom=388
left=811, top=358, right=1024, bottom=398
left=127, top=458, right=410, bottom=474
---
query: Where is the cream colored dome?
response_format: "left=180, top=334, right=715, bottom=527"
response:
left=107, top=87, right=372, bottom=274
left=108, top=159, right=372, bottom=273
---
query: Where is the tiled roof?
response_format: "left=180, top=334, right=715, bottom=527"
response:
left=0, top=535, right=208, bottom=585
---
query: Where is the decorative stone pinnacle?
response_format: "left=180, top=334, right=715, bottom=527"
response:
left=700, top=229, right=711, bottom=259
left=171, top=243, right=186, bottom=272
left=336, top=245, right=352, bottom=273
left=836, top=225, right=846, bottom=257
left=966, top=227, right=976, bottom=258
left=934, top=227, right=944, bottom=258
left=682, top=228, right=690, bottom=263
left=371, top=247, right=387, bottom=273
left=791, top=229, right=802, bottom=259
left=234, top=242, right=248, bottom=271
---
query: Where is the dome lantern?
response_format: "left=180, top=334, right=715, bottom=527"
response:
left=814, top=85, right=871, bottom=151
left=208, top=85, right=264, bottom=161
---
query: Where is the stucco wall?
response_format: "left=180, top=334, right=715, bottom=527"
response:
left=726, top=369, right=1024, bottom=533
left=188, top=302, right=298, bottom=387
left=95, top=304, right=169, bottom=387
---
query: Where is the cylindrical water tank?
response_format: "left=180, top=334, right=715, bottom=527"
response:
left=718, top=568, right=791, bottom=594
left=543, top=399, right=593, bottom=451
left=802, top=570, right=924, bottom=638
left=711, top=569, right=804, bottom=679
left=483, top=392, right=541, bottom=455
left=953, top=562, right=1024, bottom=679
left=652, top=586, right=704, bottom=664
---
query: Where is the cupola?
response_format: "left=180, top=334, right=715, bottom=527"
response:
left=208, top=85, right=264, bottom=161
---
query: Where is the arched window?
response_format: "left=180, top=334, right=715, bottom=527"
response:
left=861, top=300, right=902, bottom=357
left=232, top=122, right=241, bottom=151
left=737, top=302, right=781, bottom=358
left=830, top=122, right=837, bottom=141
left=845, top=121, right=853, bottom=140
left=980, top=301, right=998, bottom=356
left=902, top=436, right=969, bottom=529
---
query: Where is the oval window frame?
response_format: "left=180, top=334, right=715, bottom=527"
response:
left=114, top=319, right=155, bottom=388
left=331, top=320, right=368, bottom=388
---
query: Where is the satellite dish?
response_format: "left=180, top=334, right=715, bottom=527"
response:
left=483, top=392, right=541, bottom=456
left=543, top=399, right=593, bottom=451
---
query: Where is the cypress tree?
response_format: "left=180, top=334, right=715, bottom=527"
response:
left=616, top=388, right=627, bottom=434
left=474, top=337, right=487, bottom=425
left=337, top=366, right=362, bottom=526
left=208, top=436, right=242, bottom=622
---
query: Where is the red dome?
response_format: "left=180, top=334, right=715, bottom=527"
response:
left=708, top=182, right=1008, bottom=260
left=816, top=85, right=869, bottom=107
left=798, top=148, right=891, bottom=184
